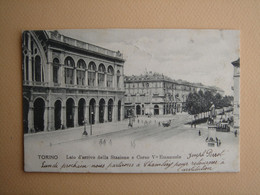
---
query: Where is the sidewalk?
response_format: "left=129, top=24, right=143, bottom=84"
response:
left=24, top=119, right=154, bottom=146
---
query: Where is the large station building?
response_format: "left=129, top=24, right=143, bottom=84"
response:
left=124, top=72, right=224, bottom=117
left=22, top=30, right=125, bottom=133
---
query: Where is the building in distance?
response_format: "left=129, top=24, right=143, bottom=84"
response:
left=124, top=71, right=224, bottom=117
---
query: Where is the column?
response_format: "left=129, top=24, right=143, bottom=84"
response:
left=84, top=70, right=88, bottom=86
left=84, top=104, right=89, bottom=124
left=121, top=105, right=124, bottom=121
left=47, top=50, right=53, bottom=86
left=104, top=104, right=108, bottom=122
left=104, top=72, right=107, bottom=87
left=62, top=105, right=66, bottom=128
left=48, top=106, right=54, bottom=131
left=159, top=105, right=164, bottom=116
left=114, top=104, right=118, bottom=122
left=27, top=33, right=32, bottom=82
left=28, top=101, right=34, bottom=133
left=74, top=105, right=78, bottom=127
left=74, top=68, right=77, bottom=85
left=60, top=105, right=64, bottom=129
left=44, top=106, right=48, bottom=131
left=60, top=52, right=65, bottom=87
left=95, top=71, right=98, bottom=87
left=113, top=74, right=116, bottom=88
left=95, top=105, right=99, bottom=124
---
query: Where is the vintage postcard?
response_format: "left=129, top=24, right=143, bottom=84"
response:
left=23, top=29, right=240, bottom=173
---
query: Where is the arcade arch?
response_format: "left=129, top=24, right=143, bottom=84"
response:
left=78, top=98, right=86, bottom=126
left=66, top=98, right=75, bottom=128
left=54, top=100, right=62, bottom=130
left=34, top=98, right=45, bottom=132
left=108, top=99, right=113, bottom=122
left=154, top=105, right=159, bottom=115
left=99, top=98, right=105, bottom=123
left=89, top=98, right=96, bottom=124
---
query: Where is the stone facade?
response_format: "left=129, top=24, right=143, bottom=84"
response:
left=124, top=72, right=224, bottom=117
left=22, top=30, right=125, bottom=133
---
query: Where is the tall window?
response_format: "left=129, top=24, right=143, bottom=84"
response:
left=22, top=32, right=45, bottom=84
left=77, top=59, right=86, bottom=86
left=98, top=64, right=105, bottom=87
left=117, top=70, right=120, bottom=88
left=107, top=66, right=114, bottom=88
left=64, top=57, right=74, bottom=84
left=35, top=56, right=41, bottom=82
left=88, top=62, right=96, bottom=86
left=53, top=58, right=59, bottom=83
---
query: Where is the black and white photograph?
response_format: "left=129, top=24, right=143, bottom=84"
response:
left=22, top=29, right=240, bottom=173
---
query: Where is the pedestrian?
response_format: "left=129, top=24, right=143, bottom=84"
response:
left=234, top=130, right=237, bottom=137
left=99, top=139, right=103, bottom=146
left=82, top=120, right=88, bottom=136
left=194, top=122, right=196, bottom=128
left=158, top=122, right=161, bottom=126
left=198, top=130, right=201, bottom=136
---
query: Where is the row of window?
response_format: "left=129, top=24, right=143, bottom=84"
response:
left=54, top=57, right=121, bottom=87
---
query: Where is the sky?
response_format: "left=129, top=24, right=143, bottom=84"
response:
left=59, top=29, right=240, bottom=95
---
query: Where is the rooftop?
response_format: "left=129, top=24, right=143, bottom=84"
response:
left=46, top=30, right=124, bottom=60
left=124, top=71, right=224, bottom=92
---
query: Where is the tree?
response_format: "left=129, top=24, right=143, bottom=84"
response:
left=186, top=90, right=233, bottom=116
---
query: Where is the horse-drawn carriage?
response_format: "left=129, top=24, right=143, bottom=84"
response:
left=162, top=120, right=171, bottom=127
left=216, top=122, right=230, bottom=132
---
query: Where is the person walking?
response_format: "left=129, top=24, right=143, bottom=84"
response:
left=82, top=120, right=88, bottom=136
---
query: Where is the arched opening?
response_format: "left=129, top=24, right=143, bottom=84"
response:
left=54, top=100, right=62, bottom=130
left=118, top=100, right=121, bottom=121
left=78, top=98, right=86, bottom=126
left=98, top=64, right=105, bottom=87
left=64, top=56, right=75, bottom=84
left=117, top=70, right=121, bottom=88
left=99, top=99, right=105, bottom=123
left=88, top=62, right=96, bottom=87
left=89, top=99, right=96, bottom=124
left=108, top=99, right=113, bottom=122
left=77, top=59, right=86, bottom=86
left=154, top=105, right=159, bottom=115
left=53, top=58, right=59, bottom=84
left=35, top=55, right=41, bottom=82
left=23, top=98, right=29, bottom=134
left=107, top=66, right=114, bottom=88
left=34, top=98, right=45, bottom=132
left=66, top=98, right=75, bottom=128
left=136, top=105, right=141, bottom=115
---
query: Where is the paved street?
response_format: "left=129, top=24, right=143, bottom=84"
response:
left=24, top=112, right=238, bottom=151
left=24, top=113, right=239, bottom=173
